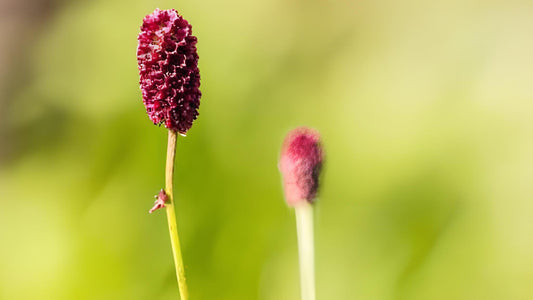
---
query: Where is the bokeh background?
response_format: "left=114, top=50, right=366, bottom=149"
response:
left=1, top=0, right=533, bottom=299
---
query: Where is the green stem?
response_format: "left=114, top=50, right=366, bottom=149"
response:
left=295, top=202, right=315, bottom=300
left=165, top=130, right=189, bottom=300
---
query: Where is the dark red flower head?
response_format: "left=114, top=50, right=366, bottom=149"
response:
left=279, top=127, right=324, bottom=206
left=137, top=8, right=201, bottom=135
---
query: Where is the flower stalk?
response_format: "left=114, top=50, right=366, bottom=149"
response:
left=138, top=8, right=200, bottom=299
left=295, top=202, right=315, bottom=300
left=278, top=127, right=324, bottom=300
left=165, top=130, right=188, bottom=300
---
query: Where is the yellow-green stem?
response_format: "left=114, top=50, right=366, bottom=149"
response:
left=165, top=130, right=189, bottom=300
left=295, top=202, right=315, bottom=300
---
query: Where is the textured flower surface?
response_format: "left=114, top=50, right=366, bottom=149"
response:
left=137, top=8, right=201, bottom=134
left=279, top=127, right=324, bottom=206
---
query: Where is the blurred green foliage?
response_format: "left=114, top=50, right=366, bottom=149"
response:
left=1, top=0, right=533, bottom=299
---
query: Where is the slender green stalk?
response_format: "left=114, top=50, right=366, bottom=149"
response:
left=295, top=202, right=315, bottom=300
left=165, top=130, right=189, bottom=300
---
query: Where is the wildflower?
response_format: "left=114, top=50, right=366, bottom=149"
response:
left=279, top=127, right=324, bottom=206
left=137, top=8, right=201, bottom=134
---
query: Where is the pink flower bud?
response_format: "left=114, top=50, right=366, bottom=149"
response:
left=279, top=127, right=324, bottom=206
left=137, top=8, right=201, bottom=135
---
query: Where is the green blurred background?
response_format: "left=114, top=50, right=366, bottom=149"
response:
left=1, top=0, right=533, bottom=299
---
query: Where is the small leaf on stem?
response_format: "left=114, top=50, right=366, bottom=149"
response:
left=149, top=189, right=169, bottom=213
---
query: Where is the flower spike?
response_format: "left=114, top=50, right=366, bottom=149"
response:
left=279, top=127, right=324, bottom=206
left=137, top=8, right=201, bottom=135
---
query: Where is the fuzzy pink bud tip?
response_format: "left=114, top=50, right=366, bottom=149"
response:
left=137, top=8, right=201, bottom=135
left=279, top=127, right=324, bottom=206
